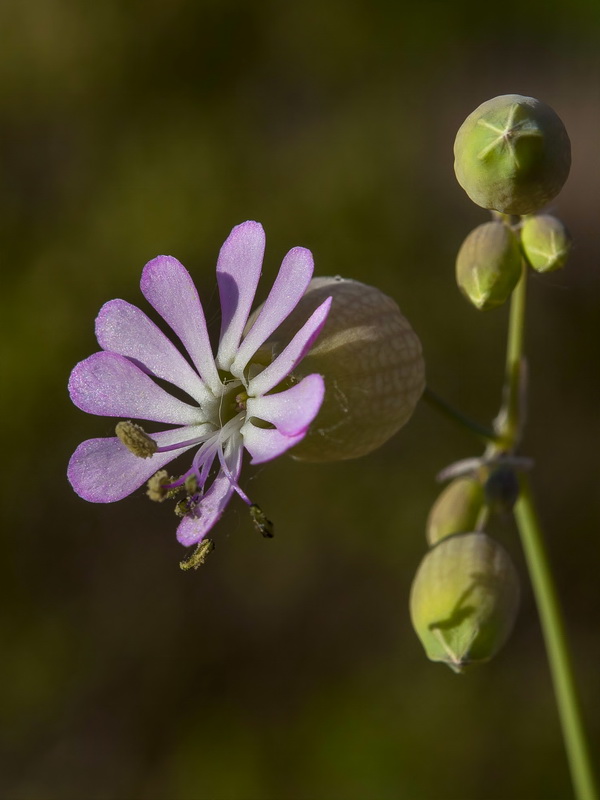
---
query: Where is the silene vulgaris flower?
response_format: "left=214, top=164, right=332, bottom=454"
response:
left=68, top=221, right=332, bottom=564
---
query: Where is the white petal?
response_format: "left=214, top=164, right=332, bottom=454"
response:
left=69, top=352, right=203, bottom=425
left=95, top=299, right=210, bottom=405
left=140, top=255, right=222, bottom=394
left=215, top=221, right=265, bottom=370
left=68, top=425, right=209, bottom=502
left=246, top=374, right=324, bottom=436
left=176, top=435, right=244, bottom=545
left=241, top=423, right=305, bottom=465
left=230, top=246, right=314, bottom=378
left=247, top=297, right=331, bottom=396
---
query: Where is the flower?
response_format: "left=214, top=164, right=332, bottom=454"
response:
left=68, top=221, right=332, bottom=547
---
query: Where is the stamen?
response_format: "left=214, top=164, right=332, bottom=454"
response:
left=158, top=470, right=194, bottom=492
left=184, top=475, right=198, bottom=494
left=174, top=499, right=188, bottom=518
left=116, top=421, right=157, bottom=458
left=217, top=445, right=252, bottom=505
left=194, top=439, right=219, bottom=488
left=179, top=539, right=215, bottom=570
left=235, top=391, right=248, bottom=411
left=154, top=431, right=214, bottom=454
left=174, top=495, right=200, bottom=518
left=147, top=470, right=180, bottom=502
left=249, top=504, right=274, bottom=538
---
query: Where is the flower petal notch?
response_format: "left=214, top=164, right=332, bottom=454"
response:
left=67, top=222, right=331, bottom=547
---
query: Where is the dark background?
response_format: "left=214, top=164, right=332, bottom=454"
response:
left=2, top=1, right=599, bottom=798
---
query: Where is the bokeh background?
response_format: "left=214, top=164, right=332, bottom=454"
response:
left=2, top=1, right=600, bottom=798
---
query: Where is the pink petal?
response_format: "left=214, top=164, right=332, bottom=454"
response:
left=230, top=246, right=314, bottom=379
left=241, top=424, right=305, bottom=465
left=140, top=256, right=222, bottom=394
left=245, top=373, right=324, bottom=436
left=176, top=435, right=244, bottom=545
left=95, top=299, right=210, bottom=405
left=215, top=221, right=265, bottom=370
left=68, top=425, right=208, bottom=502
left=247, top=297, right=332, bottom=396
left=69, top=352, right=203, bottom=425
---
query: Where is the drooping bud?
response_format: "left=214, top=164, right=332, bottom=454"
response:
left=259, top=277, right=425, bottom=461
left=426, top=477, right=485, bottom=546
left=456, top=221, right=522, bottom=310
left=521, top=214, right=572, bottom=273
left=410, top=532, right=520, bottom=672
left=454, top=94, right=571, bottom=215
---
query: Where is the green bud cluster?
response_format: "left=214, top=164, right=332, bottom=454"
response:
left=411, top=94, right=573, bottom=674
left=453, top=94, right=572, bottom=311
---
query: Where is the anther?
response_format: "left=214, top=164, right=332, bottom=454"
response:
left=174, top=495, right=200, bottom=518
left=249, top=504, right=274, bottom=538
left=235, top=391, right=248, bottom=412
left=147, top=470, right=178, bottom=502
left=184, top=475, right=198, bottom=494
left=174, top=499, right=188, bottom=518
left=179, top=539, right=215, bottom=570
left=116, top=421, right=158, bottom=458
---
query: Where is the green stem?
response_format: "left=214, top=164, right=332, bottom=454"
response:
left=496, top=259, right=528, bottom=450
left=423, top=386, right=496, bottom=443
left=515, top=478, right=597, bottom=800
left=503, top=258, right=597, bottom=800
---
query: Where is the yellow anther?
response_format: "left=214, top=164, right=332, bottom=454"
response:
left=179, top=539, right=215, bottom=570
left=147, top=470, right=174, bottom=502
left=116, top=421, right=157, bottom=459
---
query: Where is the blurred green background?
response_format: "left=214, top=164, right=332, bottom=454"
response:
left=2, top=1, right=599, bottom=798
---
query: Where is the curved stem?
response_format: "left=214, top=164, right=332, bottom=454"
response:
left=423, top=386, right=497, bottom=443
left=515, top=478, right=597, bottom=800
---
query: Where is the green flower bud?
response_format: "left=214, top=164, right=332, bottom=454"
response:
left=454, top=94, right=571, bottom=215
left=426, top=477, right=485, bottom=546
left=456, top=221, right=522, bottom=310
left=521, top=214, right=572, bottom=273
left=260, top=277, right=425, bottom=461
left=410, top=532, right=520, bottom=672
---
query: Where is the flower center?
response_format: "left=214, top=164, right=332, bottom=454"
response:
left=214, top=375, right=246, bottom=426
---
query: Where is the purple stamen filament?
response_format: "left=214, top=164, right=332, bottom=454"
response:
left=156, top=414, right=248, bottom=501
left=155, top=431, right=214, bottom=454
left=217, top=446, right=252, bottom=506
